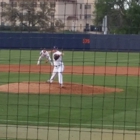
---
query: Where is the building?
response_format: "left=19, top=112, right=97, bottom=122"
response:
left=55, top=0, right=94, bottom=31
left=0, top=0, right=95, bottom=32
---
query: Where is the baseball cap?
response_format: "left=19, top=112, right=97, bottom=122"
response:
left=53, top=46, right=58, bottom=50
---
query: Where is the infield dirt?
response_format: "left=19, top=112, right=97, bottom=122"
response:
left=0, top=65, right=130, bottom=94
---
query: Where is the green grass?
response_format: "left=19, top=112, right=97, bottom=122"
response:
left=0, top=72, right=140, bottom=130
left=0, top=72, right=140, bottom=89
left=0, top=50, right=140, bottom=130
left=0, top=91, right=140, bottom=129
left=0, top=49, right=140, bottom=66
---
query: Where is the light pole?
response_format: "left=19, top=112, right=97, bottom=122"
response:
left=102, top=15, right=108, bottom=34
left=28, top=10, right=31, bottom=33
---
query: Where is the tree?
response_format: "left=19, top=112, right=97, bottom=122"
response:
left=121, top=2, right=140, bottom=34
left=94, top=0, right=140, bottom=34
left=1, top=1, right=64, bottom=32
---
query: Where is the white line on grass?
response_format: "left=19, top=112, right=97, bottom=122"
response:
left=0, top=119, right=140, bottom=129
left=107, top=59, right=139, bottom=62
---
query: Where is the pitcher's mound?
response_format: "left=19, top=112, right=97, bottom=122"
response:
left=0, top=82, right=123, bottom=95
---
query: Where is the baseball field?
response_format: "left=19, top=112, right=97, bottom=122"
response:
left=0, top=49, right=140, bottom=140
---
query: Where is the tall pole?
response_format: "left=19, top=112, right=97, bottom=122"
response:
left=28, top=10, right=30, bottom=33
left=102, top=15, right=108, bottom=34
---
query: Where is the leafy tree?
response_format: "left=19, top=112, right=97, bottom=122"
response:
left=94, top=0, right=140, bottom=34
left=1, top=1, right=64, bottom=32
left=121, top=2, right=140, bottom=34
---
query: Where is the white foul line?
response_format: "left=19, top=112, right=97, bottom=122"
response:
left=0, top=119, right=140, bottom=129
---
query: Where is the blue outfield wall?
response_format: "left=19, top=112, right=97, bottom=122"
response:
left=0, top=33, right=140, bottom=51
left=90, top=35, right=140, bottom=51
left=0, top=33, right=90, bottom=50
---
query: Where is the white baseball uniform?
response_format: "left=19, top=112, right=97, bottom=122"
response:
left=37, top=50, right=53, bottom=65
left=48, top=50, right=64, bottom=86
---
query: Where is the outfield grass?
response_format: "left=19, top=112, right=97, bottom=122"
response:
left=0, top=50, right=140, bottom=130
left=0, top=49, right=140, bottom=66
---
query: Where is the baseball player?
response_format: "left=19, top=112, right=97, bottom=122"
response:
left=47, top=46, right=64, bottom=88
left=37, top=48, right=53, bottom=65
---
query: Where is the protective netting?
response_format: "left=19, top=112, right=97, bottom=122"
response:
left=0, top=1, right=140, bottom=140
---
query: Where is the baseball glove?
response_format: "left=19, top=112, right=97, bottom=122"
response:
left=54, top=54, right=60, bottom=60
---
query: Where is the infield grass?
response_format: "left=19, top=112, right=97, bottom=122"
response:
left=0, top=50, right=140, bottom=130
left=0, top=72, right=140, bottom=130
